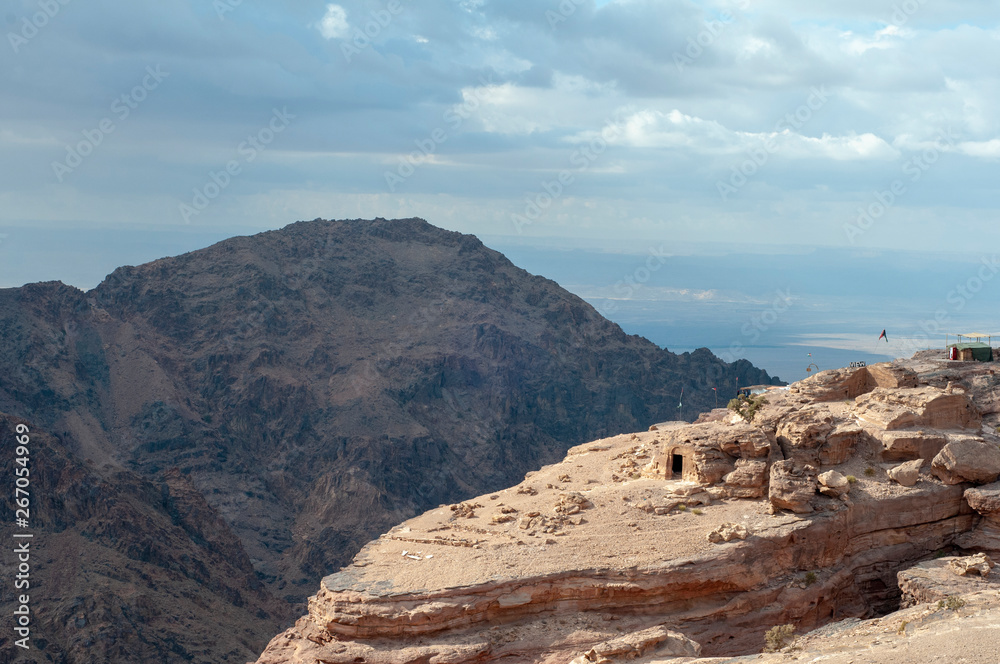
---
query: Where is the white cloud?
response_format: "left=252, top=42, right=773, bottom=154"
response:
left=957, top=139, right=1000, bottom=158
left=572, top=109, right=898, bottom=161
left=317, top=4, right=349, bottom=40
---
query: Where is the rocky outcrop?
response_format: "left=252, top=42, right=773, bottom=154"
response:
left=255, top=479, right=976, bottom=662
left=768, top=460, right=818, bottom=513
left=707, top=522, right=749, bottom=543
left=855, top=386, right=981, bottom=431
left=949, top=552, right=994, bottom=577
left=253, top=350, right=1000, bottom=664
left=774, top=407, right=862, bottom=466
left=568, top=626, right=701, bottom=663
left=931, top=438, right=1000, bottom=484
left=898, top=556, right=999, bottom=608
left=791, top=363, right=917, bottom=402
left=674, top=589, right=1000, bottom=663
left=956, top=481, right=1000, bottom=555
left=722, top=459, right=769, bottom=498
left=879, top=429, right=948, bottom=463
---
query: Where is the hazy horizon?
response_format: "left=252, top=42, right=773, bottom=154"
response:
left=5, top=0, right=1000, bottom=382
left=5, top=219, right=997, bottom=384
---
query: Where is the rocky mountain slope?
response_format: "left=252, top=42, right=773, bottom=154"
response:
left=0, top=217, right=777, bottom=663
left=254, top=353, right=1000, bottom=664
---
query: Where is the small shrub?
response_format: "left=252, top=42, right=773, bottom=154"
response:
left=898, top=620, right=909, bottom=634
left=938, top=596, right=965, bottom=611
left=764, top=624, right=796, bottom=652
left=804, top=571, right=817, bottom=586
left=692, top=508, right=703, bottom=515
left=677, top=504, right=688, bottom=512
left=728, top=394, right=769, bottom=422
left=864, top=466, right=876, bottom=477
left=846, top=475, right=858, bottom=484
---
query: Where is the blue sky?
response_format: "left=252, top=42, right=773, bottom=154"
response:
left=2, top=0, right=1000, bottom=289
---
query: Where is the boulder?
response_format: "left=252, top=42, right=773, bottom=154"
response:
left=887, top=459, right=924, bottom=487
left=555, top=492, right=593, bottom=514
left=817, top=470, right=850, bottom=498
left=722, top=459, right=769, bottom=499
left=707, top=522, right=750, bottom=544
left=768, top=460, right=817, bottom=513
left=948, top=553, right=994, bottom=577
left=931, top=439, right=1000, bottom=485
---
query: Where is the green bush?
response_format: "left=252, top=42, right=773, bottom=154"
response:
left=764, top=624, right=796, bottom=652
left=846, top=475, right=858, bottom=484
left=804, top=571, right=817, bottom=586
left=938, top=596, right=965, bottom=610
left=864, top=466, right=876, bottom=477
left=728, top=393, right=769, bottom=422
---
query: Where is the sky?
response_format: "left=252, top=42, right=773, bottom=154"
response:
left=2, top=1, right=1000, bottom=296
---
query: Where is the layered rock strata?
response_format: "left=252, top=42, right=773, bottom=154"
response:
left=255, top=359, right=1000, bottom=664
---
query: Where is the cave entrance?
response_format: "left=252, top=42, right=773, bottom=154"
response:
left=671, top=453, right=684, bottom=476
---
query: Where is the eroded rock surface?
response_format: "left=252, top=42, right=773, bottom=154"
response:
left=898, top=556, right=999, bottom=608
left=255, top=358, right=1000, bottom=664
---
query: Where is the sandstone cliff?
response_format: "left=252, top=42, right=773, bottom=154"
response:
left=255, top=355, right=1000, bottom=663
